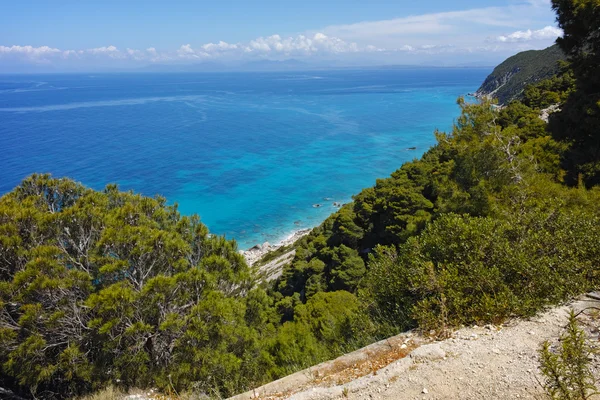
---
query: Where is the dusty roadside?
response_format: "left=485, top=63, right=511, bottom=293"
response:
left=230, top=293, right=600, bottom=400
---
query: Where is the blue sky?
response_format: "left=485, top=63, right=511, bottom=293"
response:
left=0, top=0, right=560, bottom=71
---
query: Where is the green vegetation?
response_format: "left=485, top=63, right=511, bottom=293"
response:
left=1, top=1, right=599, bottom=398
left=278, top=95, right=600, bottom=334
left=549, top=0, right=600, bottom=187
left=0, top=176, right=373, bottom=398
left=476, top=44, right=566, bottom=104
left=540, top=311, right=598, bottom=399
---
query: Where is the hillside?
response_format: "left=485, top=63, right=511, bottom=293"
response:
left=475, top=44, right=565, bottom=104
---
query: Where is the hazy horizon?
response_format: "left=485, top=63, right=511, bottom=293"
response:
left=1, top=0, right=560, bottom=73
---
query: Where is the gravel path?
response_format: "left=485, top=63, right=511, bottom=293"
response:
left=232, top=294, right=600, bottom=400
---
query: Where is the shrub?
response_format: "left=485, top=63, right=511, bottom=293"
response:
left=539, top=310, right=599, bottom=400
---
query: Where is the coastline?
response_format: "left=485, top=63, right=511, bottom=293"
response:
left=241, top=228, right=312, bottom=266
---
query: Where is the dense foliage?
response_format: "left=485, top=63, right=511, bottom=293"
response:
left=0, top=177, right=378, bottom=398
left=0, top=1, right=599, bottom=398
left=550, top=0, right=600, bottom=187
left=277, top=95, right=600, bottom=332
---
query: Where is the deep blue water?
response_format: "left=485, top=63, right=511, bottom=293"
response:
left=0, top=69, right=489, bottom=249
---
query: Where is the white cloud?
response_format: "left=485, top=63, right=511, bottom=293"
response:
left=177, top=44, right=206, bottom=59
left=0, top=45, right=61, bottom=57
left=0, top=2, right=560, bottom=68
left=126, top=48, right=146, bottom=60
left=0, top=45, right=62, bottom=64
left=320, top=6, right=536, bottom=44
left=240, top=33, right=367, bottom=56
left=178, top=44, right=194, bottom=54
left=316, top=2, right=557, bottom=54
left=87, top=45, right=118, bottom=54
left=85, top=45, right=125, bottom=59
left=62, top=49, right=79, bottom=58
left=495, top=26, right=562, bottom=42
left=202, top=41, right=238, bottom=52
left=526, top=0, right=552, bottom=7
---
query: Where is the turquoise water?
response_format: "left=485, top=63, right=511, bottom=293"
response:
left=0, top=69, right=489, bottom=249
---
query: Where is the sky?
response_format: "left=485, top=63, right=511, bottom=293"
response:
left=0, top=0, right=561, bottom=72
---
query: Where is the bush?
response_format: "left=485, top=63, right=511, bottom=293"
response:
left=539, top=310, right=598, bottom=400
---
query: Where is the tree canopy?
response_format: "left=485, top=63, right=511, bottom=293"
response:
left=550, top=0, right=600, bottom=186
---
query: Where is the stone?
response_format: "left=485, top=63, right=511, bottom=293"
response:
left=422, top=388, right=429, bottom=394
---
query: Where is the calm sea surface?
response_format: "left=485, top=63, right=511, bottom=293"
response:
left=0, top=69, right=489, bottom=248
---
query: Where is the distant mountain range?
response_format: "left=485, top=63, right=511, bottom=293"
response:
left=136, top=59, right=498, bottom=74
left=139, top=59, right=314, bottom=73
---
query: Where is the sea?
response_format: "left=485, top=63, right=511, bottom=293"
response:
left=0, top=68, right=490, bottom=249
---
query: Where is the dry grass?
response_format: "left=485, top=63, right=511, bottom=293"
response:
left=310, top=340, right=418, bottom=388
left=76, top=386, right=183, bottom=400
left=77, top=386, right=125, bottom=400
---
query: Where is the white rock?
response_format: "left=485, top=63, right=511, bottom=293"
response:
left=422, top=388, right=429, bottom=394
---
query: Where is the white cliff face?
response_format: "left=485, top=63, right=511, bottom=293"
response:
left=540, top=104, right=561, bottom=123
left=475, top=67, right=520, bottom=101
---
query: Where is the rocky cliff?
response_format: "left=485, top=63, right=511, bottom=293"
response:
left=476, top=44, right=565, bottom=104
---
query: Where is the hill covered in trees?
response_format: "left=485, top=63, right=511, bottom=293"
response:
left=475, top=44, right=566, bottom=104
left=1, top=1, right=599, bottom=398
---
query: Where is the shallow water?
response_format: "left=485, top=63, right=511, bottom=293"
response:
left=0, top=69, right=489, bottom=248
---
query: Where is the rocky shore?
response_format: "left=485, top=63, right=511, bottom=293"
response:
left=241, top=228, right=312, bottom=266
